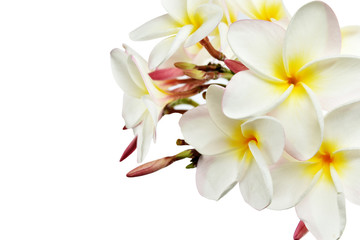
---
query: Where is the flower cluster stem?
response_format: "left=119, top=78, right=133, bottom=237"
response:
left=200, top=37, right=226, bottom=61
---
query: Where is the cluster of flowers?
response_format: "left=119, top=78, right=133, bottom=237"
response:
left=111, top=0, right=360, bottom=239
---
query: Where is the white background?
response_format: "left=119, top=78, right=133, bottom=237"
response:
left=1, top=0, right=360, bottom=239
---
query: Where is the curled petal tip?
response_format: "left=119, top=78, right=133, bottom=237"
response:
left=293, top=221, right=308, bottom=240
left=224, top=59, right=248, bottom=73
left=120, top=136, right=138, bottom=162
left=149, top=68, right=184, bottom=80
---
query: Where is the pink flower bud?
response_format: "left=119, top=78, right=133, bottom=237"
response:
left=126, top=157, right=174, bottom=177
left=224, top=59, right=248, bottom=73
left=120, top=136, right=138, bottom=162
left=293, top=221, right=308, bottom=240
left=149, top=68, right=184, bottom=80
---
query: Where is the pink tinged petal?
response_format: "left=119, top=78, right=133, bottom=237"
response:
left=120, top=136, right=138, bottom=162
left=224, top=59, right=248, bottom=73
left=149, top=68, right=184, bottom=80
left=110, top=49, right=145, bottom=98
left=297, top=56, right=360, bottom=111
left=149, top=25, right=194, bottom=70
left=332, top=149, right=360, bottom=205
left=122, top=94, right=147, bottom=128
left=135, top=115, right=155, bottom=163
left=341, top=26, right=360, bottom=55
left=227, top=19, right=287, bottom=82
left=241, top=116, right=285, bottom=165
left=324, top=100, right=360, bottom=151
left=184, top=4, right=223, bottom=47
left=205, top=85, right=241, bottom=138
left=269, top=83, right=323, bottom=160
left=293, top=221, right=309, bottom=240
left=222, top=71, right=293, bottom=119
left=162, top=0, right=190, bottom=25
left=284, top=1, right=341, bottom=76
left=179, top=105, right=232, bottom=155
left=295, top=174, right=346, bottom=240
left=196, top=151, right=241, bottom=200
left=129, top=14, right=181, bottom=41
left=269, top=155, right=323, bottom=210
left=239, top=141, right=273, bottom=210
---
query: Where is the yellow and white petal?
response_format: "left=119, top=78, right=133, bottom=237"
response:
left=341, top=26, right=360, bottom=55
left=284, top=1, right=341, bottom=76
left=227, top=19, right=287, bottom=82
left=269, top=157, right=322, bottom=210
left=239, top=141, right=273, bottom=210
left=122, top=94, right=147, bottom=129
left=324, top=100, right=360, bottom=151
left=333, top=149, right=360, bottom=205
left=179, top=105, right=233, bottom=155
left=269, top=83, right=323, bottom=161
left=296, top=174, right=346, bottom=240
left=110, top=49, right=145, bottom=98
left=161, top=0, right=190, bottom=25
left=135, top=114, right=155, bottom=163
left=235, top=0, right=289, bottom=22
left=184, top=3, right=223, bottom=47
left=196, top=151, right=241, bottom=200
left=129, top=14, right=181, bottom=41
left=241, top=116, right=285, bottom=165
left=187, top=0, right=210, bottom=23
left=222, top=71, right=293, bottom=119
left=298, top=56, right=360, bottom=111
left=149, top=25, right=194, bottom=69
left=206, top=85, right=241, bottom=138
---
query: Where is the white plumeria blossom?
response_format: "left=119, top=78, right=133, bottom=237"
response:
left=341, top=25, right=360, bottom=55
left=130, top=0, right=223, bottom=69
left=223, top=1, right=360, bottom=160
left=111, top=45, right=169, bottom=162
left=269, top=100, right=360, bottom=240
left=179, top=85, right=285, bottom=210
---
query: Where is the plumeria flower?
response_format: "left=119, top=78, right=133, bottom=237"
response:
left=223, top=1, right=360, bottom=160
left=341, top=25, right=360, bottom=55
left=269, top=100, right=360, bottom=240
left=180, top=85, right=284, bottom=210
left=130, top=0, right=223, bottom=69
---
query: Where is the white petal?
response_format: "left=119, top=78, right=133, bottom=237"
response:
left=235, top=0, right=289, bottom=21
left=227, top=19, right=287, bottom=82
left=196, top=151, right=240, bottom=200
left=222, top=71, right=293, bottom=119
left=206, top=85, right=241, bottom=137
left=341, top=26, right=360, bottom=55
left=241, top=116, right=285, bottom=164
left=142, top=95, right=163, bottom=129
left=122, top=94, right=147, bottom=128
left=239, top=141, right=273, bottom=210
left=284, top=1, right=341, bottom=76
left=110, top=49, right=145, bottom=98
left=296, top=175, right=346, bottom=240
left=185, top=3, right=223, bottom=47
left=161, top=0, right=189, bottom=24
left=333, top=149, right=360, bottom=205
left=297, top=56, right=360, bottom=111
left=269, top=154, right=322, bottom=210
left=187, top=0, right=209, bottom=22
left=269, top=83, right=323, bottom=160
left=129, top=14, right=181, bottom=41
left=135, top=114, right=155, bottom=163
left=149, top=25, right=194, bottom=69
left=179, top=105, right=232, bottom=155
left=324, top=100, right=360, bottom=151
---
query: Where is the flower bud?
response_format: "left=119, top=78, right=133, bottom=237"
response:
left=149, top=68, right=184, bottom=80
left=174, top=62, right=196, bottom=70
left=293, top=221, right=308, bottom=240
left=184, top=69, right=206, bottom=80
left=224, top=59, right=248, bottom=73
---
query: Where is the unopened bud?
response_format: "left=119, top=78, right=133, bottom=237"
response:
left=120, top=136, right=138, bottom=162
left=293, top=221, right=308, bottom=240
left=149, top=68, right=184, bottom=80
left=224, top=59, right=248, bottom=73
left=127, top=156, right=174, bottom=177
left=174, top=62, right=196, bottom=70
left=184, top=69, right=206, bottom=80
